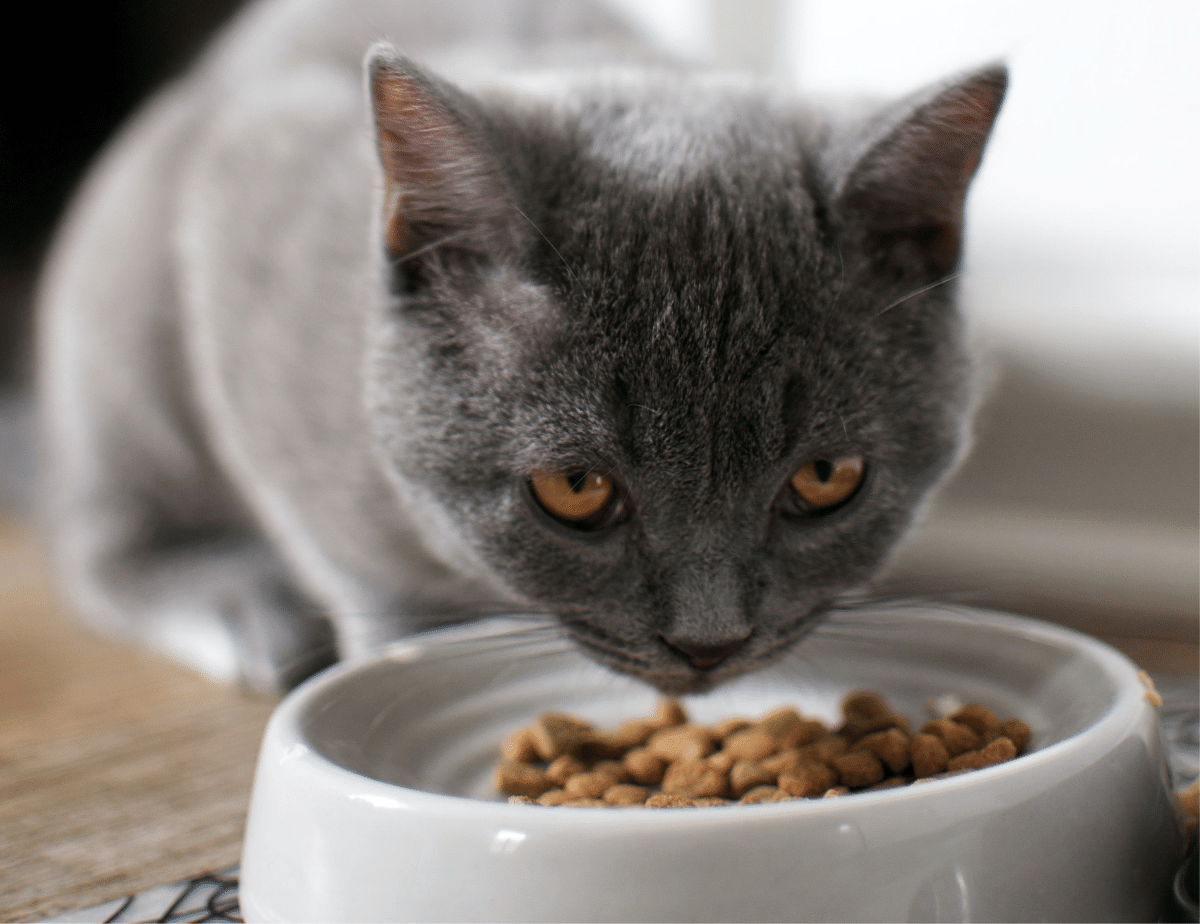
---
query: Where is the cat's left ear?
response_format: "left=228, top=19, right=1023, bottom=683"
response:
left=367, top=46, right=514, bottom=267
left=834, top=64, right=1007, bottom=281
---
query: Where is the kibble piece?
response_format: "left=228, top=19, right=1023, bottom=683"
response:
left=530, top=713, right=594, bottom=761
left=831, top=749, right=885, bottom=788
left=610, top=720, right=657, bottom=750
left=623, top=747, right=668, bottom=785
left=988, top=718, right=1031, bottom=754
left=823, top=786, right=851, bottom=798
left=756, top=707, right=805, bottom=741
left=761, top=748, right=803, bottom=776
left=920, top=718, right=980, bottom=757
left=799, top=734, right=849, bottom=764
left=842, top=690, right=907, bottom=737
left=649, top=698, right=688, bottom=728
left=645, top=793, right=696, bottom=808
left=910, top=733, right=950, bottom=778
left=1139, top=670, right=1164, bottom=708
left=707, top=750, right=736, bottom=774
left=591, top=759, right=632, bottom=784
left=564, top=770, right=615, bottom=799
left=841, top=712, right=909, bottom=742
left=947, top=735, right=1017, bottom=772
left=865, top=776, right=912, bottom=792
left=494, top=759, right=555, bottom=798
left=981, top=735, right=1017, bottom=764
left=647, top=725, right=715, bottom=762
left=723, top=728, right=778, bottom=762
left=729, top=760, right=776, bottom=798
left=739, top=785, right=782, bottom=804
left=537, top=788, right=573, bottom=805
left=508, top=795, right=534, bottom=805
left=584, top=720, right=656, bottom=759
left=603, top=783, right=650, bottom=806
left=854, top=727, right=911, bottom=775
left=661, top=758, right=730, bottom=799
left=912, top=768, right=972, bottom=784
left=839, top=718, right=889, bottom=742
left=709, top=717, right=753, bottom=740
left=562, top=798, right=607, bottom=808
left=842, top=690, right=892, bottom=723
left=780, top=718, right=827, bottom=749
left=501, top=727, right=539, bottom=763
left=948, top=703, right=1000, bottom=736
left=693, top=797, right=733, bottom=806
left=778, top=760, right=838, bottom=798
left=545, top=754, right=587, bottom=786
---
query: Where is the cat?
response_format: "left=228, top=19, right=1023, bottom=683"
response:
left=36, top=0, right=1005, bottom=695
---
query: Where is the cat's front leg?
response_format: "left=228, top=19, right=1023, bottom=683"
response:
left=51, top=495, right=337, bottom=692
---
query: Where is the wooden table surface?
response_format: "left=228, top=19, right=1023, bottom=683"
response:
left=0, top=519, right=275, bottom=922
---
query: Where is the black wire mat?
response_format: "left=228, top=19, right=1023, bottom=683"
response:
left=41, top=870, right=240, bottom=924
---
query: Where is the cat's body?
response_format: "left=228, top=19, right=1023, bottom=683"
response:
left=37, top=0, right=1005, bottom=693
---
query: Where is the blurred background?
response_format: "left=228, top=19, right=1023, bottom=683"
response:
left=1, top=0, right=1196, bottom=658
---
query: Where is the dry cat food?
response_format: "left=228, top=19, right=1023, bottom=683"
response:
left=494, top=692, right=1032, bottom=807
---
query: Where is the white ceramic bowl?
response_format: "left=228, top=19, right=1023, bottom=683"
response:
left=240, top=607, right=1186, bottom=922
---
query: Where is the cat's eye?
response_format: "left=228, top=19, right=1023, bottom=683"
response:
left=787, top=456, right=866, bottom=512
left=529, top=470, right=623, bottom=529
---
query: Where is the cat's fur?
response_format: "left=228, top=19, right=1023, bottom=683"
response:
left=37, top=0, right=1005, bottom=694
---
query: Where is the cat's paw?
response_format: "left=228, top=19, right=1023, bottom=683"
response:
left=219, top=579, right=339, bottom=695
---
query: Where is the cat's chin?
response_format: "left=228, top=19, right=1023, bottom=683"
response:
left=643, top=672, right=724, bottom=697
left=602, top=660, right=725, bottom=696
left=562, top=621, right=813, bottom=695
left=562, top=632, right=709, bottom=694
left=565, top=638, right=754, bottom=695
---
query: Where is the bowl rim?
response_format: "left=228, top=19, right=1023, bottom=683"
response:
left=264, top=605, right=1152, bottom=826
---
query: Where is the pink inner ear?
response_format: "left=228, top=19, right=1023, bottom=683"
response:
left=370, top=64, right=508, bottom=262
left=844, top=69, right=1006, bottom=230
left=373, top=71, right=452, bottom=257
left=917, top=79, right=1006, bottom=194
left=838, top=69, right=1005, bottom=279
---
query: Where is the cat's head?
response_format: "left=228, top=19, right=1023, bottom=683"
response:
left=363, top=49, right=1006, bottom=693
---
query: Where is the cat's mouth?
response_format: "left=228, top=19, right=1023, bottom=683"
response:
left=561, top=616, right=821, bottom=695
left=569, top=631, right=724, bottom=694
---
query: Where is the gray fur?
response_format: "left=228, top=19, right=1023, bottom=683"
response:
left=36, top=0, right=1005, bottom=693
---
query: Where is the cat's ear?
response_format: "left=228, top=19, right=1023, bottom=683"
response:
left=367, top=46, right=512, bottom=267
left=834, top=64, right=1007, bottom=281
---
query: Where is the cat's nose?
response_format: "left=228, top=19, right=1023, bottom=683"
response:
left=659, top=630, right=752, bottom=670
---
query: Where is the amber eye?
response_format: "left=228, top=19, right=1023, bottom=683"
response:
left=530, top=471, right=616, bottom=524
left=790, top=456, right=865, bottom=510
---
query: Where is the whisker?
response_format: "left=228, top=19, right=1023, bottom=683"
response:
left=570, top=633, right=656, bottom=669
left=390, top=228, right=474, bottom=264
left=876, top=272, right=960, bottom=316
left=779, top=643, right=836, bottom=678
left=829, top=244, right=846, bottom=310
left=512, top=205, right=578, bottom=285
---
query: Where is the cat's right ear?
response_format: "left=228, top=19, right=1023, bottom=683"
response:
left=367, top=46, right=513, bottom=270
left=832, top=64, right=1007, bottom=283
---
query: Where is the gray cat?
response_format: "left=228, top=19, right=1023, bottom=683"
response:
left=36, top=0, right=1005, bottom=694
